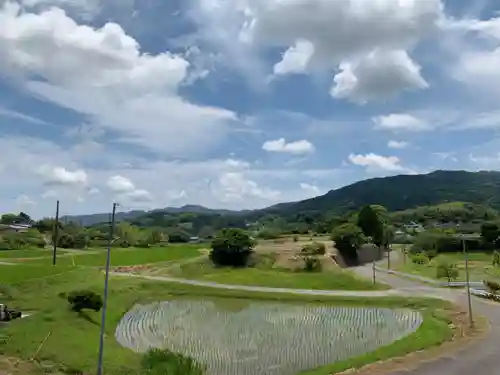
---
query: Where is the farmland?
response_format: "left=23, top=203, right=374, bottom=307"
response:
left=116, top=300, right=423, bottom=375
left=1, top=257, right=457, bottom=375
left=145, top=237, right=387, bottom=291
left=391, top=250, right=500, bottom=282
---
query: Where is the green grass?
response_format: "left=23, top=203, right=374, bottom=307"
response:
left=163, top=257, right=388, bottom=291
left=394, top=251, right=500, bottom=282
left=0, top=265, right=456, bottom=375
left=0, top=249, right=68, bottom=259
left=21, top=245, right=202, bottom=267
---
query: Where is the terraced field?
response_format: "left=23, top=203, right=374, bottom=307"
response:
left=115, top=299, right=423, bottom=375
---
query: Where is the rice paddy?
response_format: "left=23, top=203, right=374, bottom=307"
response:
left=115, top=299, right=423, bottom=375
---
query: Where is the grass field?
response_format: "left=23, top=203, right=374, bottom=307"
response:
left=160, top=257, right=388, bottom=291
left=393, top=251, right=500, bottom=282
left=0, top=262, right=458, bottom=375
left=0, top=249, right=70, bottom=259
left=10, top=245, right=203, bottom=267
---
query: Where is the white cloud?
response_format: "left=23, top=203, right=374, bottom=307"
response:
left=299, top=182, right=320, bottom=196
left=373, top=113, right=431, bottom=132
left=0, top=3, right=236, bottom=156
left=0, top=135, right=351, bottom=217
left=348, top=153, right=413, bottom=173
left=107, top=175, right=135, bottom=193
left=262, top=138, right=315, bottom=155
left=38, top=166, right=88, bottom=186
left=215, top=172, right=281, bottom=203
left=388, top=140, right=409, bottom=149
left=273, top=39, right=315, bottom=75
left=331, top=49, right=428, bottom=103
left=193, top=0, right=442, bottom=100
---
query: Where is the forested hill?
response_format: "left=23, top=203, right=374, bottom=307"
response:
left=263, top=170, right=500, bottom=215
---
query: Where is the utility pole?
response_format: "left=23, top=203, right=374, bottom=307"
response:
left=52, top=200, right=60, bottom=266
left=96, top=203, right=117, bottom=375
left=462, top=236, right=474, bottom=328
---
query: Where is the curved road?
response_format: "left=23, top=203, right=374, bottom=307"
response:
left=111, top=266, right=500, bottom=375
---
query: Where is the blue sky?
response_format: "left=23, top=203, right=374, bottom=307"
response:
left=1, top=0, right=500, bottom=218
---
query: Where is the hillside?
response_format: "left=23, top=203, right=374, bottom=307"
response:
left=61, top=205, right=247, bottom=226
left=262, top=170, right=500, bottom=215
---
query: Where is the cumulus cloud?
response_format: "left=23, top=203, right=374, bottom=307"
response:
left=38, top=166, right=88, bottom=186
left=0, top=2, right=237, bottom=156
left=348, top=153, right=413, bottom=174
left=262, top=138, right=315, bottom=155
left=373, top=114, right=431, bottom=132
left=193, top=0, right=442, bottom=100
left=331, top=49, right=428, bottom=103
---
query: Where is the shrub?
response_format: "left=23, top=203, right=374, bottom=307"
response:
left=436, top=262, right=459, bottom=282
left=140, top=348, right=205, bottom=375
left=303, top=256, right=322, bottom=272
left=492, top=251, right=500, bottom=267
left=301, top=242, right=326, bottom=255
left=411, top=253, right=429, bottom=265
left=67, top=290, right=103, bottom=312
left=484, top=280, right=500, bottom=294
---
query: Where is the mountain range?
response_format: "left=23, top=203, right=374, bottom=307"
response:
left=62, top=170, right=500, bottom=226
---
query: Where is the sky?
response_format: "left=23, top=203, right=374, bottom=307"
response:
left=2, top=0, right=500, bottom=218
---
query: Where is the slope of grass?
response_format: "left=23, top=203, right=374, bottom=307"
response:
left=24, top=245, right=202, bottom=267
left=162, top=257, right=388, bottom=291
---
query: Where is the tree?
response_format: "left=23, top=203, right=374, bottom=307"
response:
left=357, top=205, right=384, bottom=246
left=67, top=290, right=103, bottom=312
left=481, top=222, right=500, bottom=246
left=331, top=223, right=364, bottom=263
left=168, top=230, right=190, bottom=243
left=210, top=228, right=255, bottom=267
left=436, top=262, right=459, bottom=283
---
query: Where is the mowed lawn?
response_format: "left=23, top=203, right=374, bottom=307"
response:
left=20, top=245, right=203, bottom=267
left=394, top=251, right=500, bottom=282
left=162, top=259, right=388, bottom=291
left=0, top=264, right=456, bottom=375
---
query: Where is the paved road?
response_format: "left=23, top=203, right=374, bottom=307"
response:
left=112, top=264, right=500, bottom=375
left=354, top=264, right=500, bottom=375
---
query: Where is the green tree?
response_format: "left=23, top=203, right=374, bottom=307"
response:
left=481, top=222, right=500, bottom=245
left=210, top=228, right=255, bottom=267
left=331, top=223, right=364, bottom=263
left=357, top=205, right=383, bottom=240
left=436, top=262, right=459, bottom=282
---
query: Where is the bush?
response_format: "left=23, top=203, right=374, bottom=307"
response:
left=492, top=251, right=500, bottom=267
left=301, top=242, right=326, bottom=255
left=436, top=262, right=459, bottom=282
left=411, top=253, right=429, bottom=265
left=140, top=348, right=205, bottom=375
left=67, top=290, right=103, bottom=312
left=484, top=280, right=500, bottom=293
left=303, top=256, right=322, bottom=272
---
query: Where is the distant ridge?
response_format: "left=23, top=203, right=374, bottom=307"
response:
left=62, top=170, right=500, bottom=225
